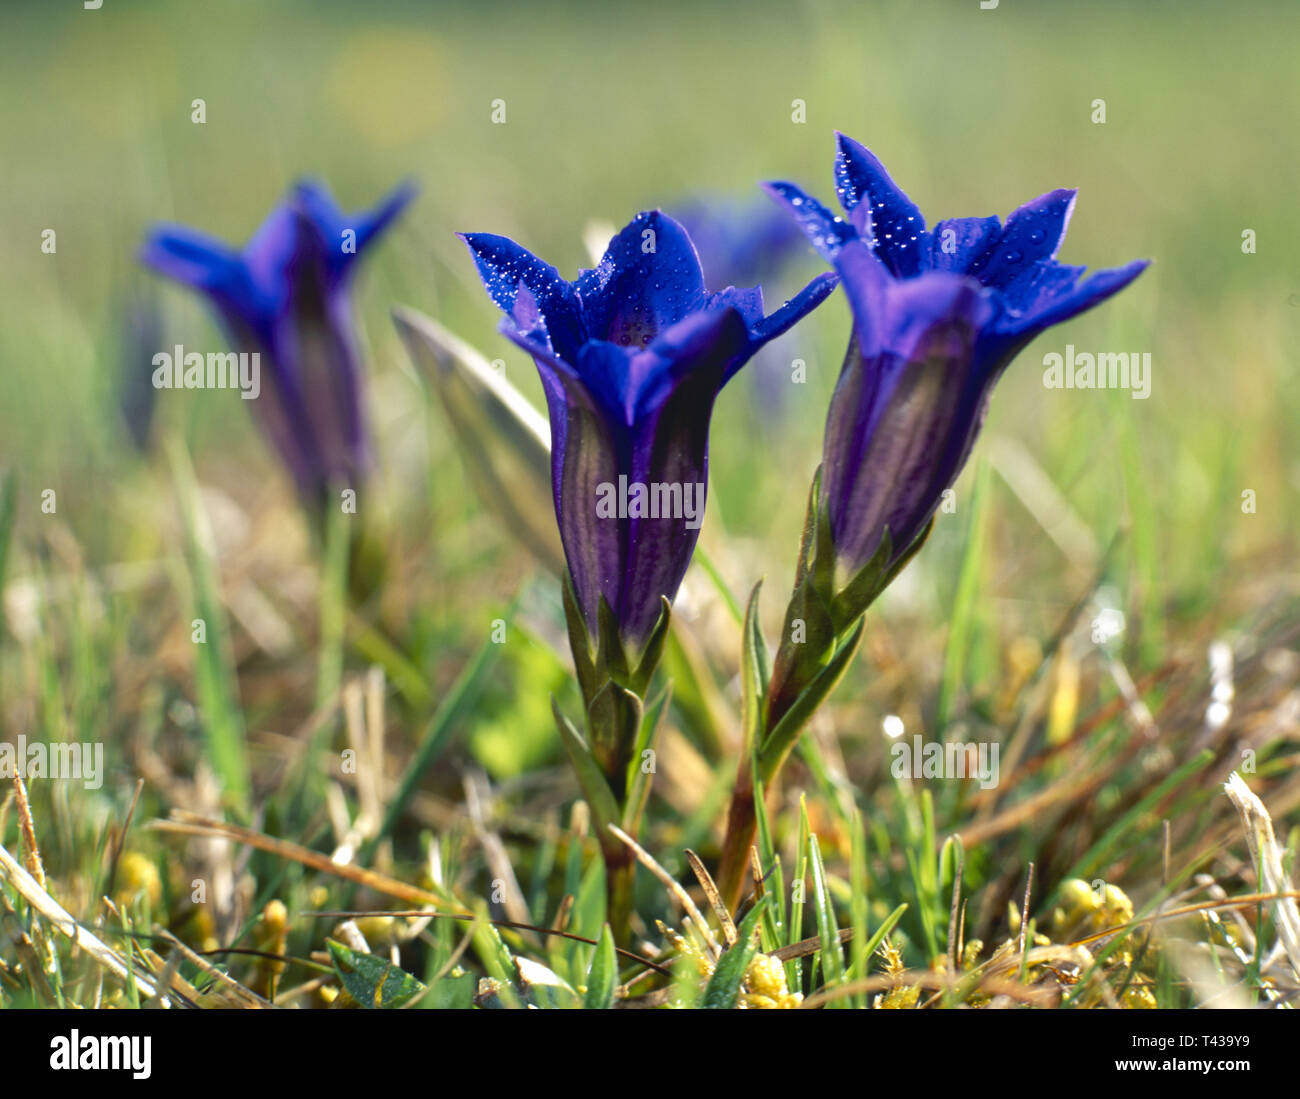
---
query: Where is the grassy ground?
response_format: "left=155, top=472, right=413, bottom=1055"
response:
left=2, top=0, right=1299, bottom=1008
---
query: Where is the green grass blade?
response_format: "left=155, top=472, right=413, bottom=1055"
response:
left=167, top=438, right=250, bottom=811
left=701, top=898, right=766, bottom=1008
left=582, top=924, right=617, bottom=1009
left=808, top=829, right=845, bottom=1001
left=937, top=457, right=991, bottom=731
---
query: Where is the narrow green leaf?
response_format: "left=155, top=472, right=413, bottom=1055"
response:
left=701, top=898, right=767, bottom=1008
left=693, top=545, right=743, bottom=626
left=753, top=776, right=786, bottom=962
left=791, top=465, right=823, bottom=590
left=829, top=526, right=892, bottom=630
left=812, top=449, right=838, bottom=599
left=939, top=834, right=963, bottom=898
left=848, top=808, right=869, bottom=1003
left=167, top=438, right=250, bottom=810
left=561, top=571, right=599, bottom=701
left=758, top=618, right=865, bottom=783
left=859, top=903, right=909, bottom=964
left=583, top=925, right=617, bottom=1009
left=622, top=682, right=670, bottom=835
left=596, top=596, right=630, bottom=683
left=808, top=831, right=845, bottom=999
left=937, top=458, right=991, bottom=730
left=630, top=596, right=672, bottom=693
left=316, top=494, right=349, bottom=712
left=739, top=580, right=768, bottom=757
left=392, top=306, right=564, bottom=576
left=585, top=679, right=642, bottom=796
left=552, top=698, right=621, bottom=834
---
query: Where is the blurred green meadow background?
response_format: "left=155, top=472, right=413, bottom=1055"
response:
left=2, top=0, right=1299, bottom=1008
left=4, top=0, right=1298, bottom=606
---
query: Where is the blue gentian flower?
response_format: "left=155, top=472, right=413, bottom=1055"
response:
left=461, top=211, right=837, bottom=647
left=766, top=134, right=1149, bottom=579
left=141, top=180, right=415, bottom=510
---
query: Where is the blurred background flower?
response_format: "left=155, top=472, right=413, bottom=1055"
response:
left=140, top=180, right=415, bottom=517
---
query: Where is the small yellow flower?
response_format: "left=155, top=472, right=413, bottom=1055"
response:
left=353, top=914, right=397, bottom=948
left=115, top=851, right=162, bottom=911
left=876, top=984, right=922, bottom=1009
left=253, top=900, right=290, bottom=987
left=1122, top=984, right=1157, bottom=1009
left=742, top=953, right=801, bottom=1009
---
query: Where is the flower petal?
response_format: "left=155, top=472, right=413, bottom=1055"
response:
left=574, top=211, right=708, bottom=348
left=968, top=188, right=1077, bottom=289
left=924, top=216, right=1002, bottom=274
left=745, top=270, right=839, bottom=355
left=834, top=133, right=927, bottom=277
left=1001, top=258, right=1150, bottom=341
left=293, top=179, right=417, bottom=274
left=459, top=232, right=586, bottom=360
left=541, top=351, right=628, bottom=639
left=823, top=275, right=991, bottom=571
left=140, top=225, right=242, bottom=296
left=616, top=334, right=741, bottom=643
left=762, top=180, right=856, bottom=263
left=629, top=305, right=750, bottom=417
left=241, top=204, right=304, bottom=307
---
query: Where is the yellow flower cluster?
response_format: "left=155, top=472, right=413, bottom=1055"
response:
left=658, top=921, right=801, bottom=1008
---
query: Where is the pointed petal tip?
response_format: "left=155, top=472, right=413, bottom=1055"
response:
left=374, top=178, right=420, bottom=218
left=458, top=230, right=505, bottom=253
left=761, top=179, right=802, bottom=201
left=625, top=207, right=690, bottom=239
left=833, top=130, right=870, bottom=157
left=760, top=179, right=824, bottom=217
left=289, top=177, right=332, bottom=200
left=763, top=180, right=856, bottom=263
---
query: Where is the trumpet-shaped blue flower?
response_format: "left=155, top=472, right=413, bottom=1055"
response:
left=767, top=134, right=1149, bottom=577
left=461, top=211, right=837, bottom=646
left=141, top=180, right=414, bottom=509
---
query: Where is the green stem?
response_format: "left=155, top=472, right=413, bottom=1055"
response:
left=603, top=842, right=637, bottom=950
left=715, top=753, right=759, bottom=912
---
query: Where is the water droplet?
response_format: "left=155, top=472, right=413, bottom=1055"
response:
left=1029, top=229, right=1045, bottom=244
left=1004, top=249, right=1023, bottom=264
